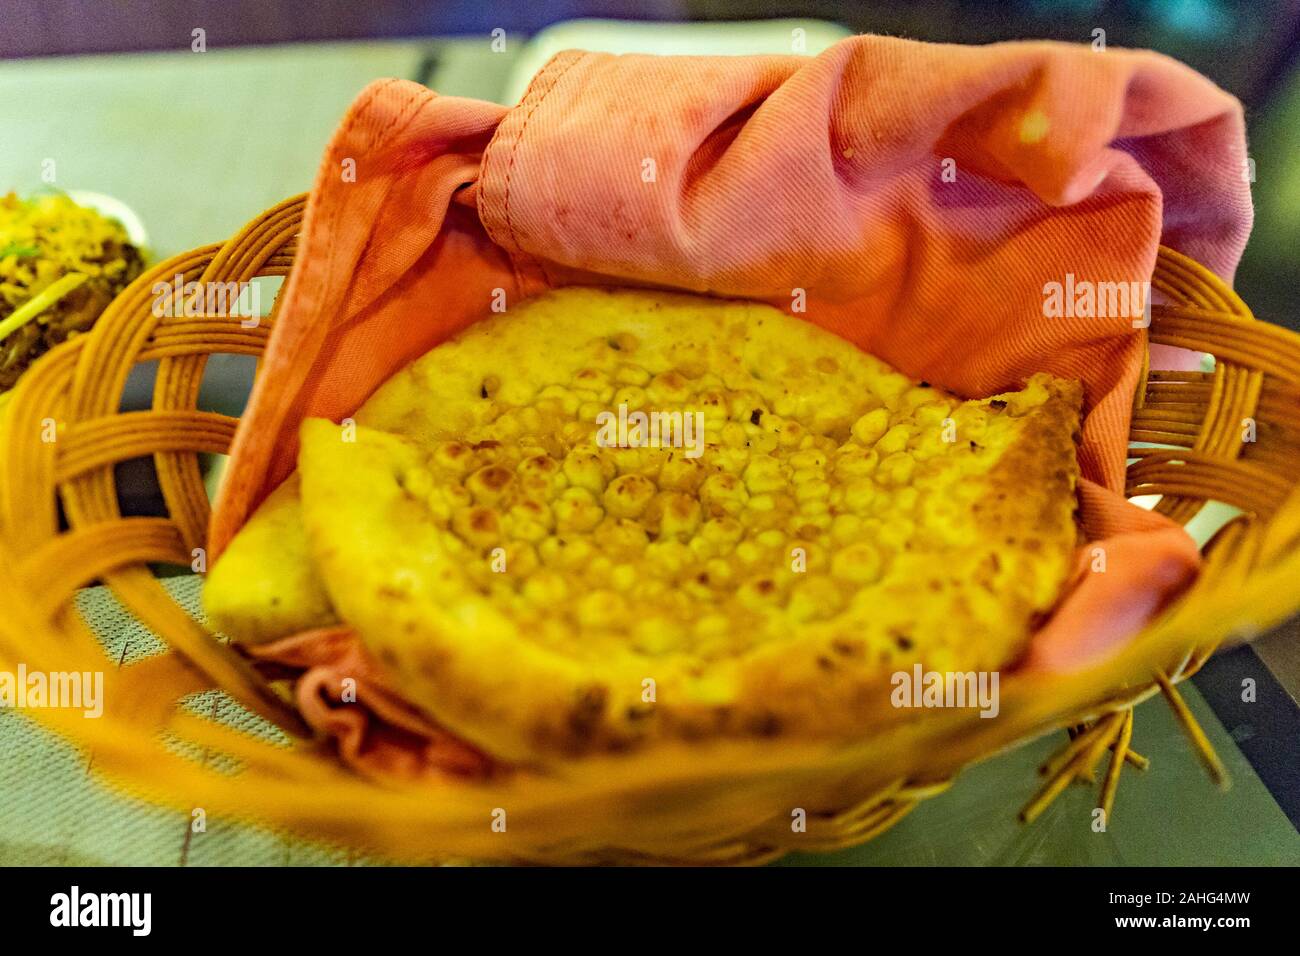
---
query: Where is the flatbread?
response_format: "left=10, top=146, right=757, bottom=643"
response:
left=285, top=288, right=1081, bottom=763
left=202, top=475, right=336, bottom=643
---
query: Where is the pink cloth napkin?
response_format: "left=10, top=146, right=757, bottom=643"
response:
left=209, top=36, right=1251, bottom=776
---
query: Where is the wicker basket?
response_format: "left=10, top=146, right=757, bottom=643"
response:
left=1, top=194, right=1298, bottom=865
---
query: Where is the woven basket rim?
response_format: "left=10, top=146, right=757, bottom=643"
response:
left=1, top=194, right=1298, bottom=864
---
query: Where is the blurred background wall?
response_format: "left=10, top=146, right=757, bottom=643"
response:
left=4, top=1, right=1295, bottom=100
left=6, top=1, right=1296, bottom=103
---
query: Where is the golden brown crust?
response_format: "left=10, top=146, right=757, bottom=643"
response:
left=975, top=375, right=1083, bottom=591
left=286, top=290, right=1083, bottom=764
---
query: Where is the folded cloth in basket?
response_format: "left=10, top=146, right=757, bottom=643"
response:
left=211, top=35, right=1250, bottom=777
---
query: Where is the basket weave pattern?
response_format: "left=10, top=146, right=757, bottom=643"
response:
left=1, top=197, right=1298, bottom=864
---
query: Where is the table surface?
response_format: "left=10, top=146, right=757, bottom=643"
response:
left=1, top=34, right=1296, bottom=867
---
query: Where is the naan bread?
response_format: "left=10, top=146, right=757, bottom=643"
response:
left=202, top=475, right=335, bottom=643
left=240, top=287, right=1082, bottom=763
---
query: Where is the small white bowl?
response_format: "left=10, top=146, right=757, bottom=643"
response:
left=65, top=189, right=149, bottom=250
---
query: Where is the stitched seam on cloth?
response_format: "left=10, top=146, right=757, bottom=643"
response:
left=290, top=78, right=398, bottom=377
left=293, top=78, right=412, bottom=410
left=477, top=58, right=545, bottom=253
left=292, top=91, right=425, bottom=416
left=306, top=79, right=436, bottom=360
left=475, top=66, right=530, bottom=257
left=319, top=79, right=429, bottom=322
left=478, top=59, right=564, bottom=293
left=220, top=78, right=394, bottom=545
left=508, top=56, right=585, bottom=290
left=481, top=50, right=581, bottom=251
left=221, top=79, right=428, bottom=549
left=501, top=53, right=583, bottom=250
